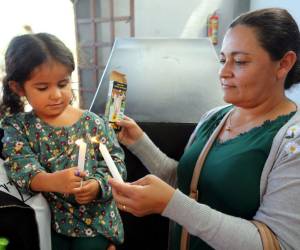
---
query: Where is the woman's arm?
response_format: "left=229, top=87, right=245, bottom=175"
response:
left=127, top=133, right=178, bottom=185
left=163, top=132, right=300, bottom=250
left=110, top=133, right=300, bottom=250
left=163, top=189, right=263, bottom=250
left=120, top=107, right=227, bottom=185
left=110, top=175, right=263, bottom=250
left=109, top=107, right=300, bottom=249
left=253, top=132, right=300, bottom=250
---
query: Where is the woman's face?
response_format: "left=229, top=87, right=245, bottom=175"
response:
left=219, top=25, right=280, bottom=108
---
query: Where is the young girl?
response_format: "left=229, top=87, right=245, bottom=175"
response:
left=0, top=33, right=126, bottom=250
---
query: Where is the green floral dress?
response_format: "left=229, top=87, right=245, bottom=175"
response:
left=2, top=110, right=126, bottom=244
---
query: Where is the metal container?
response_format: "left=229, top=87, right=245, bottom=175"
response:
left=89, top=37, right=224, bottom=250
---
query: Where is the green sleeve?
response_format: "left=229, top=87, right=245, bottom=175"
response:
left=2, top=117, right=44, bottom=195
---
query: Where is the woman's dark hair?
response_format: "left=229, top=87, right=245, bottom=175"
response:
left=230, top=8, right=300, bottom=89
left=0, top=33, right=75, bottom=115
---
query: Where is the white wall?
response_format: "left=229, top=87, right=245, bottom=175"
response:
left=135, top=0, right=250, bottom=53
left=250, top=0, right=300, bottom=27
left=135, top=0, right=201, bottom=37
left=0, top=0, right=77, bottom=100
left=250, top=0, right=300, bottom=104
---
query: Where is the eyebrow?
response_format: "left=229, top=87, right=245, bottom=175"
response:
left=32, top=78, right=70, bottom=86
left=220, top=51, right=251, bottom=56
left=32, top=82, right=48, bottom=86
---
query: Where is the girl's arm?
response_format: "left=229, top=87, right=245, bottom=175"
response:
left=2, top=117, right=83, bottom=195
left=2, top=117, right=46, bottom=195
left=30, top=167, right=84, bottom=194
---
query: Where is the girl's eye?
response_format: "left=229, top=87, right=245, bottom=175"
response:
left=36, top=87, right=48, bottom=91
left=58, top=82, right=68, bottom=88
left=58, top=79, right=71, bottom=88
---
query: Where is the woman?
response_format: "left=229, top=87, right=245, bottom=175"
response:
left=109, top=8, right=300, bottom=250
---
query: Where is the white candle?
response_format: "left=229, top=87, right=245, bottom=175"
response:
left=99, top=143, right=124, bottom=182
left=75, top=139, right=87, bottom=172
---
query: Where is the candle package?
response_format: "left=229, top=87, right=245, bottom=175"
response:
left=104, top=71, right=127, bottom=131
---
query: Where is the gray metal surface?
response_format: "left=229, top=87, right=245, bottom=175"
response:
left=89, top=38, right=225, bottom=123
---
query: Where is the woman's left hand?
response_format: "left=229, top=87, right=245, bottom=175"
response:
left=109, top=175, right=175, bottom=216
left=75, top=179, right=100, bottom=204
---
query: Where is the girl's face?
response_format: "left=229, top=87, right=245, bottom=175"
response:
left=21, top=60, right=73, bottom=120
left=219, top=25, right=281, bottom=108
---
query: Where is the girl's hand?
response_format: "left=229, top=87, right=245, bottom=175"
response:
left=109, top=175, right=175, bottom=217
left=107, top=244, right=116, bottom=250
left=116, top=116, right=144, bottom=146
left=53, top=167, right=86, bottom=194
left=75, top=179, right=100, bottom=204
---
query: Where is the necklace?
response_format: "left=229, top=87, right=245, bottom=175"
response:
left=224, top=113, right=233, bottom=131
left=225, top=111, right=240, bottom=132
left=225, top=110, right=269, bottom=132
left=224, top=101, right=289, bottom=133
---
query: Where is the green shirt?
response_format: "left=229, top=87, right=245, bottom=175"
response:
left=172, top=106, right=295, bottom=250
left=2, top=111, right=126, bottom=244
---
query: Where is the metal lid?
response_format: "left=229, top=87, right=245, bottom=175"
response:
left=90, top=38, right=224, bottom=123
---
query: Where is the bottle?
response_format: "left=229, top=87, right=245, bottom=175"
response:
left=207, top=11, right=219, bottom=45
left=0, top=237, right=9, bottom=250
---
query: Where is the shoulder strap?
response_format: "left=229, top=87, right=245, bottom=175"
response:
left=189, top=109, right=232, bottom=199
left=180, top=109, right=232, bottom=250
left=185, top=105, right=229, bottom=150
left=252, top=220, right=281, bottom=250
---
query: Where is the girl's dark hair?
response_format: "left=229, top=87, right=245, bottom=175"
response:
left=230, top=8, right=300, bottom=89
left=0, top=33, right=75, bottom=115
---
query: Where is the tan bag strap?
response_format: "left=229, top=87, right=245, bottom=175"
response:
left=190, top=110, right=232, bottom=199
left=252, top=221, right=281, bottom=250
left=180, top=110, right=232, bottom=250
left=180, top=109, right=281, bottom=250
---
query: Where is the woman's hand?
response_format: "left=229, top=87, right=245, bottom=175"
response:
left=75, top=179, right=100, bottom=204
left=109, top=175, right=175, bottom=217
left=116, top=116, right=144, bottom=146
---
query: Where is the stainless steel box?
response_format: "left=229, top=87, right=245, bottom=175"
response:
left=90, top=38, right=224, bottom=250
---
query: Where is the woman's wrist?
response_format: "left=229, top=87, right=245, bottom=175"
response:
left=126, top=132, right=147, bottom=150
left=158, top=185, right=176, bottom=214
